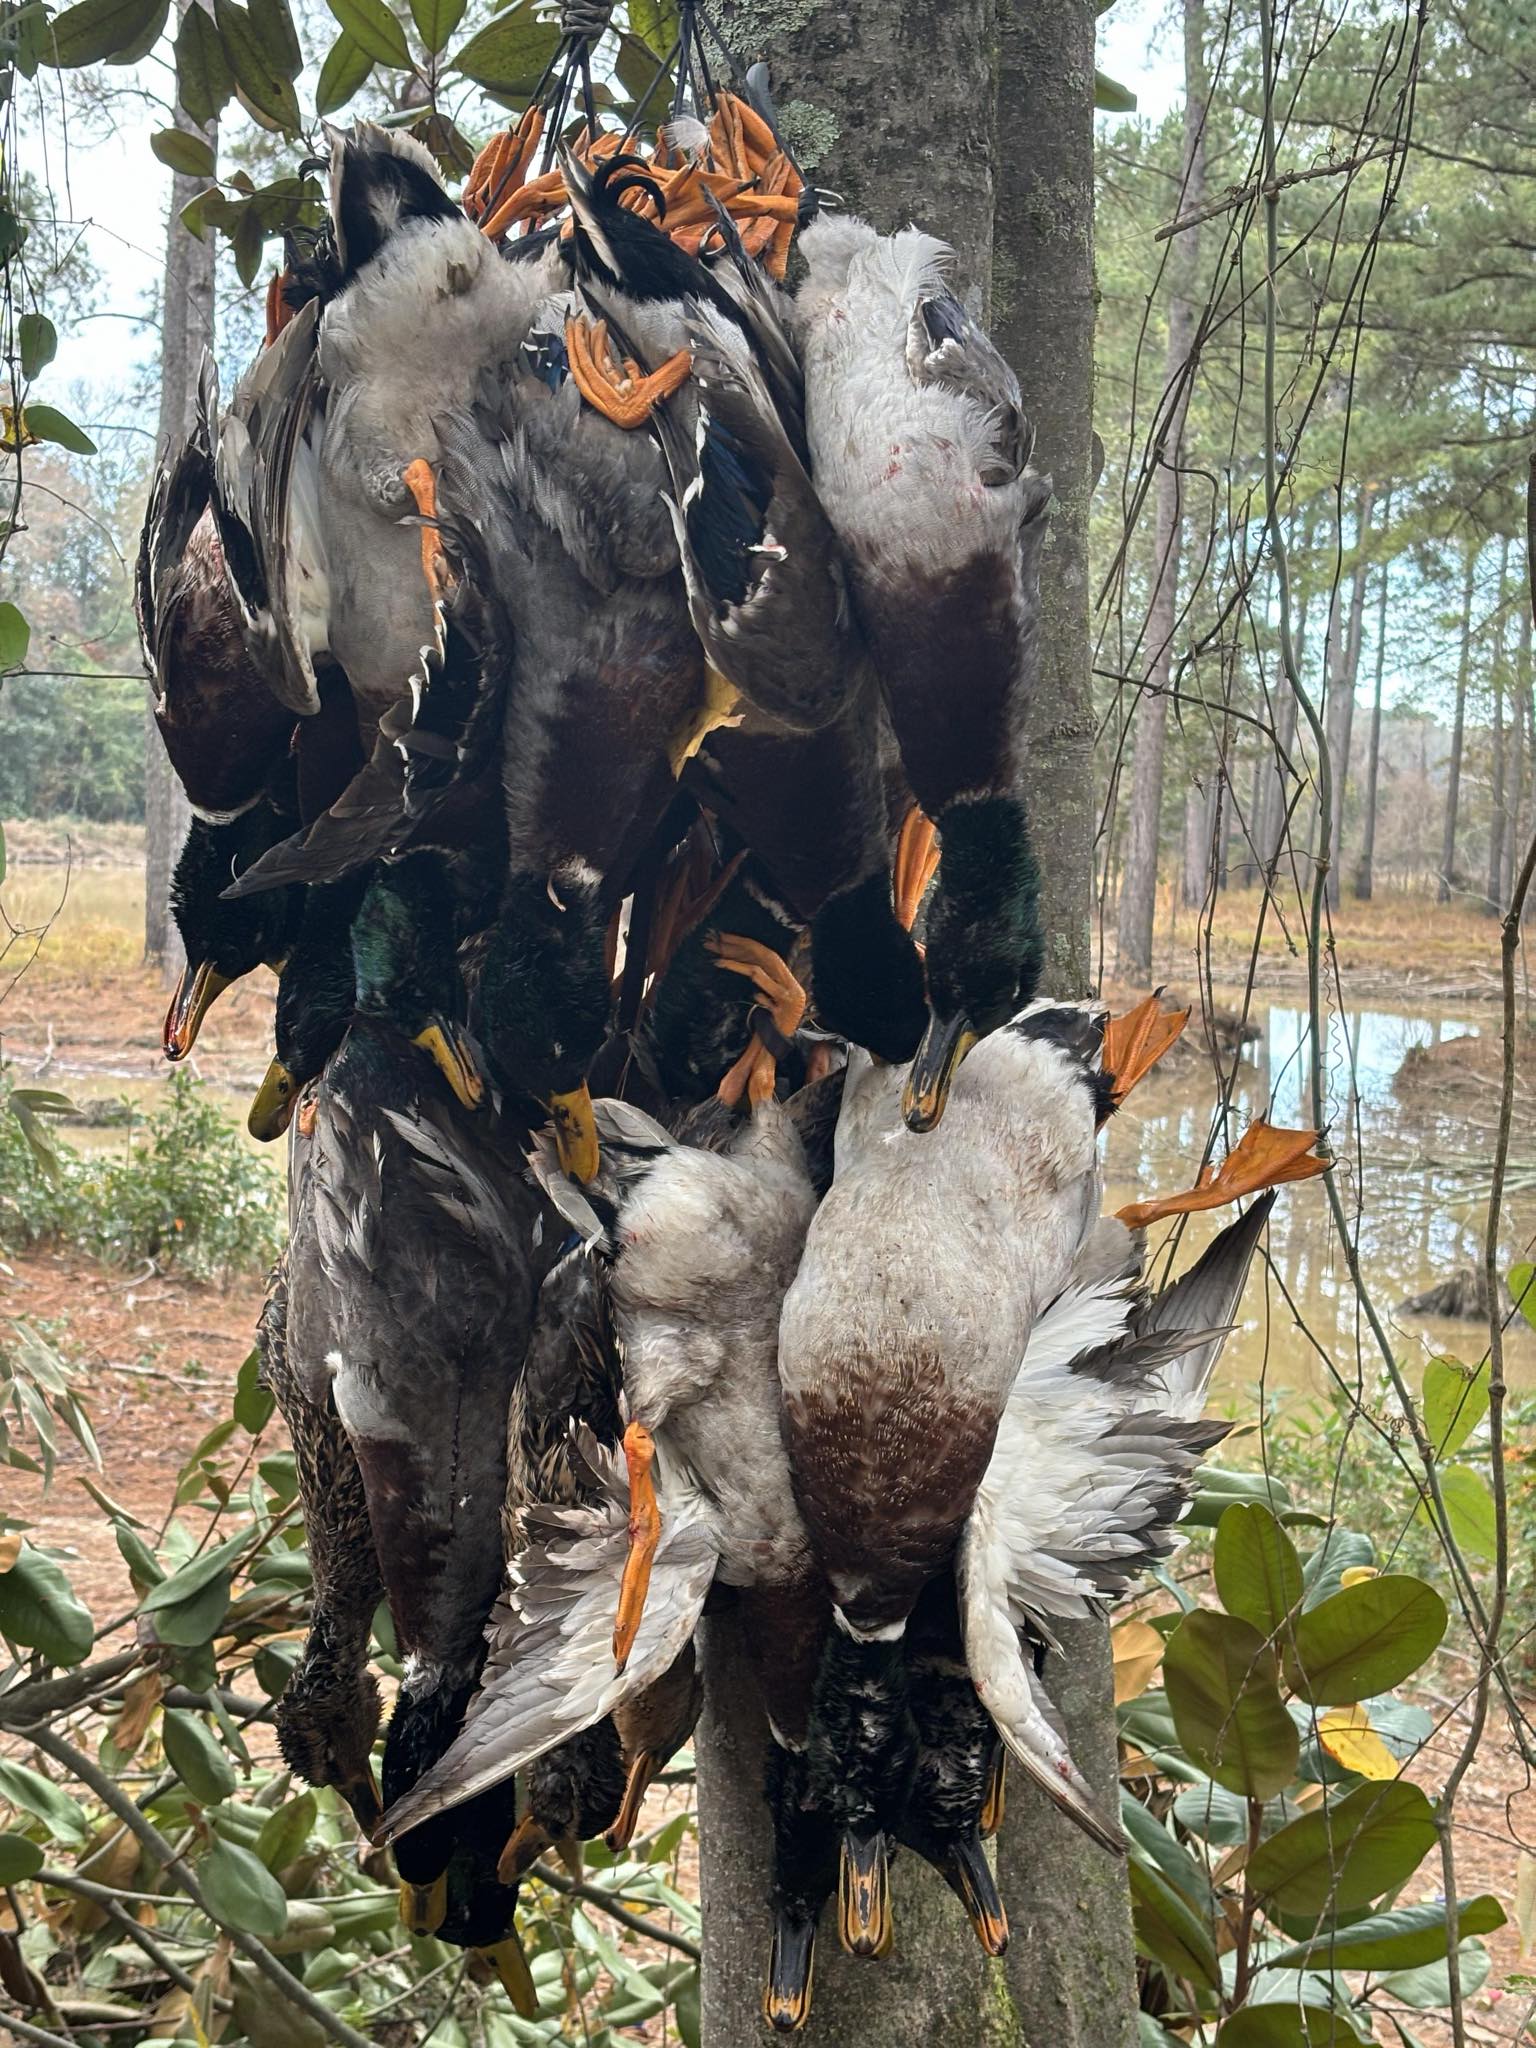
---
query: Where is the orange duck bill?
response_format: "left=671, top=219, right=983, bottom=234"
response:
left=1116, top=1118, right=1328, bottom=1230
left=164, top=958, right=233, bottom=1060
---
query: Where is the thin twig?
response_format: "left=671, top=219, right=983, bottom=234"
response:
left=531, top=1859, right=701, bottom=1961
left=1155, top=142, right=1397, bottom=239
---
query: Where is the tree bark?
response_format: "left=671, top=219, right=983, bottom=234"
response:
left=1114, top=0, right=1207, bottom=977
left=1323, top=486, right=1372, bottom=908
left=1353, top=500, right=1392, bottom=900
left=1503, top=603, right=1532, bottom=905
left=1485, top=530, right=1512, bottom=914
left=1438, top=539, right=1479, bottom=905
left=995, top=4, right=1138, bottom=2042
left=144, top=0, right=218, bottom=980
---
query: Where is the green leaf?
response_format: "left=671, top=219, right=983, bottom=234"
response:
left=175, top=1, right=235, bottom=122
left=0, top=601, right=29, bottom=670
left=0, top=1830, right=44, bottom=1882
left=151, top=126, right=217, bottom=176
left=18, top=314, right=56, bottom=381
left=233, top=1350, right=275, bottom=1435
left=116, top=1522, right=165, bottom=1594
left=1128, top=1858, right=1221, bottom=1990
left=0, top=1760, right=89, bottom=1846
left=1301, top=1529, right=1375, bottom=1608
left=1173, top=1782, right=1307, bottom=1847
left=1269, top=1895, right=1506, bottom=1972
left=315, top=28, right=374, bottom=114
left=0, top=1544, right=93, bottom=1665
left=1121, top=1791, right=1213, bottom=1912
left=140, top=1531, right=245, bottom=1645
left=1184, top=1465, right=1295, bottom=1528
left=1094, top=68, right=1138, bottom=113
left=1423, top=1463, right=1496, bottom=1560
left=1286, top=1576, right=1448, bottom=1706
left=162, top=1709, right=239, bottom=1805
left=1423, top=1355, right=1489, bottom=1458
left=1216, top=2010, right=1362, bottom=2047
left=212, top=0, right=301, bottom=129
left=407, top=0, right=460, bottom=52
left=325, top=0, right=409, bottom=65
left=106, top=0, right=169, bottom=60
left=21, top=403, right=97, bottom=454
left=41, top=0, right=163, bottom=65
left=1215, top=1503, right=1303, bottom=1636
left=1245, top=1780, right=1437, bottom=1914
left=255, top=1790, right=316, bottom=1873
left=448, top=5, right=559, bottom=91
left=141, top=1532, right=246, bottom=1613
left=1163, top=1608, right=1299, bottom=1799
left=199, top=1835, right=289, bottom=1938
left=1510, top=1262, right=1536, bottom=1332
left=1378, top=1936, right=1491, bottom=2009
left=249, top=0, right=301, bottom=74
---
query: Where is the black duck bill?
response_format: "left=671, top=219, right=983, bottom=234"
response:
left=944, top=1833, right=1010, bottom=1956
left=837, top=1829, right=893, bottom=1959
left=902, top=1009, right=978, bottom=1133
left=163, top=958, right=233, bottom=1061
left=764, top=1912, right=818, bottom=2032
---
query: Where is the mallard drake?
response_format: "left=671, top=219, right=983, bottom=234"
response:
left=377, top=1091, right=826, bottom=1842
left=426, top=300, right=702, bottom=1181
left=246, top=875, right=368, bottom=1143
left=163, top=799, right=304, bottom=1063
left=257, top=1243, right=383, bottom=1836
left=777, top=1001, right=1110, bottom=1949
left=792, top=215, right=1054, bottom=1131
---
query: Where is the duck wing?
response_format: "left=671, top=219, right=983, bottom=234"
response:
left=378, top=1430, right=718, bottom=1838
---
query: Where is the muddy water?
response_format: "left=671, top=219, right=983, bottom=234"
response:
left=8, top=862, right=1533, bottom=1399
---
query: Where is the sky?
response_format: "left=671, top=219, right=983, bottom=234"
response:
left=16, top=0, right=1183, bottom=409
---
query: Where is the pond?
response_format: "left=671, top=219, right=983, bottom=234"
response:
left=7, top=856, right=1533, bottom=1404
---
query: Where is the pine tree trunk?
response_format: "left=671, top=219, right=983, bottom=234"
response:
left=1439, top=540, right=1479, bottom=905
left=1485, top=532, right=1512, bottom=914
left=994, top=5, right=1137, bottom=2038
left=144, top=0, right=218, bottom=980
left=1503, top=605, right=1532, bottom=905
left=700, top=7, right=1027, bottom=2042
left=1114, top=0, right=1207, bottom=977
left=1324, top=487, right=1372, bottom=909
left=1353, top=502, right=1392, bottom=901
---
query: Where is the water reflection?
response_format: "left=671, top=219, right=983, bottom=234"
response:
left=1103, top=997, right=1536, bottom=1407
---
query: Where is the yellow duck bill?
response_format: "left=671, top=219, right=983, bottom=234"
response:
left=547, top=1082, right=600, bottom=1183
left=248, top=1058, right=300, bottom=1142
left=837, top=1829, right=893, bottom=1958
left=163, top=959, right=233, bottom=1061
left=902, top=1011, right=978, bottom=1133
left=413, top=1017, right=484, bottom=1112
left=482, top=1933, right=539, bottom=2019
left=397, top=1870, right=448, bottom=1936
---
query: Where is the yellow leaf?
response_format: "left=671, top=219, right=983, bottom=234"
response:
left=1515, top=1849, right=1536, bottom=1959
left=1339, top=1566, right=1378, bottom=1588
left=1113, top=1618, right=1166, bottom=1704
left=1318, top=1703, right=1399, bottom=1781
left=0, top=1532, right=21, bottom=1573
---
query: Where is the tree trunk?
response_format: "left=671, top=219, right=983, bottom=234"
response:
left=1324, top=487, right=1372, bottom=908
left=1485, top=531, right=1512, bottom=914
left=701, top=7, right=1026, bottom=2043
left=1181, top=781, right=1208, bottom=906
left=1114, top=0, right=1207, bottom=977
left=1257, top=522, right=1313, bottom=875
left=1353, top=500, right=1393, bottom=900
left=994, top=4, right=1137, bottom=2040
left=144, top=0, right=218, bottom=980
left=1438, top=540, right=1479, bottom=905
left=1503, top=603, right=1532, bottom=905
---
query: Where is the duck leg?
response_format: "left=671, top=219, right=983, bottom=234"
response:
left=401, top=458, right=450, bottom=606
left=979, top=1746, right=1006, bottom=1839
left=709, top=933, right=807, bottom=1108
left=496, top=1812, right=554, bottom=1885
left=565, top=314, right=692, bottom=433
left=1116, top=1118, right=1327, bottom=1230
left=612, top=1420, right=660, bottom=1671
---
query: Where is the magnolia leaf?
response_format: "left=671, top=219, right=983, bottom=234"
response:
left=1094, top=68, right=1138, bottom=113
left=20, top=403, right=97, bottom=454
left=0, top=601, right=29, bottom=670
left=1301, top=1528, right=1376, bottom=1607
left=0, top=1830, right=45, bottom=1883
left=315, top=28, right=374, bottom=114
left=41, top=0, right=163, bottom=65
left=1422, top=1355, right=1488, bottom=1459
left=325, top=0, right=409, bottom=66
left=254, top=1790, right=316, bottom=1873
left=1113, top=1618, right=1166, bottom=1704
left=1509, top=1261, right=1536, bottom=1332
left=1215, top=1502, right=1303, bottom=1636
left=1245, top=1779, right=1436, bottom=1914
left=1379, top=1938, right=1492, bottom=2010
left=1420, top=1462, right=1496, bottom=1560
left=1121, top=1793, right=1213, bottom=1913
left=1184, top=1465, right=1295, bottom=1528
left=233, top=1350, right=275, bottom=1435
left=175, top=1, right=235, bottom=123
left=1317, top=1704, right=1399, bottom=1781
left=212, top=0, right=301, bottom=129
left=1128, top=1859, right=1221, bottom=1991
left=0, top=1760, right=89, bottom=1846
left=249, top=0, right=301, bottom=74
left=1163, top=1608, right=1299, bottom=1799
left=408, top=0, right=463, bottom=51
left=449, top=6, right=560, bottom=91
left=1286, top=1575, right=1447, bottom=1705
left=151, top=126, right=217, bottom=176
left=1270, top=1894, right=1506, bottom=1971
left=18, top=314, right=56, bottom=381
left=0, top=1543, right=93, bottom=1664
left=1216, top=2009, right=1363, bottom=2047
left=199, top=1835, right=289, bottom=1939
left=162, top=1708, right=239, bottom=1805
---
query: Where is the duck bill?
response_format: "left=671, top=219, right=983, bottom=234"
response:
left=413, top=1017, right=484, bottom=1111
left=482, top=1934, right=539, bottom=2019
left=605, top=1749, right=660, bottom=1852
left=397, top=1869, right=448, bottom=1936
left=901, top=1011, right=978, bottom=1133
left=248, top=1057, right=299, bottom=1142
left=837, top=1830, right=892, bottom=1958
left=163, top=960, right=232, bottom=1060
left=763, top=1912, right=817, bottom=2031
left=335, top=1763, right=383, bottom=1837
left=547, top=1083, right=600, bottom=1183
left=945, top=1834, right=1009, bottom=1956
left=496, top=1811, right=554, bottom=1885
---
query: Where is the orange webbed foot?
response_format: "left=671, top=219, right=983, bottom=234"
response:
left=1116, top=1118, right=1327, bottom=1230
left=1102, top=991, right=1191, bottom=1115
left=565, top=314, right=692, bottom=431
left=401, top=458, right=450, bottom=605
left=708, top=933, right=808, bottom=1107
left=614, top=1420, right=660, bottom=1671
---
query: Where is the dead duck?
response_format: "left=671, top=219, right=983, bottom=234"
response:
left=163, top=798, right=305, bottom=1063
left=792, top=214, right=1054, bottom=1131
left=258, top=1241, right=383, bottom=1836
left=246, top=875, right=369, bottom=1144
